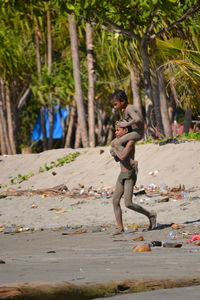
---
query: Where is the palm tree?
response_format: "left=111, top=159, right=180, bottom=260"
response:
left=68, top=14, right=89, bottom=147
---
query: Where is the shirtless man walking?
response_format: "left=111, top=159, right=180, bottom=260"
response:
left=111, top=122, right=156, bottom=235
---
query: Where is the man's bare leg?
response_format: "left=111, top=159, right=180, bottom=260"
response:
left=112, top=179, right=125, bottom=235
left=124, top=179, right=157, bottom=230
left=148, top=211, right=157, bottom=229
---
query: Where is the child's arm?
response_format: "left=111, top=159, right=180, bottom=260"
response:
left=112, top=140, right=134, bottom=161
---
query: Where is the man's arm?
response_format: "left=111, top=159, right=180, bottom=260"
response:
left=112, top=140, right=134, bottom=161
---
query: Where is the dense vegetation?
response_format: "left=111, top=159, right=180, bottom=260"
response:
left=0, top=0, right=199, bottom=154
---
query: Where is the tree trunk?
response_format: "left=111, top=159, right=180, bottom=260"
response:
left=47, top=8, right=54, bottom=150
left=96, top=110, right=105, bottom=145
left=139, top=38, right=155, bottom=138
left=86, top=22, right=95, bottom=147
left=65, top=106, right=76, bottom=148
left=0, top=78, right=13, bottom=154
left=5, top=85, right=16, bottom=154
left=130, top=66, right=142, bottom=115
left=74, top=123, right=81, bottom=148
left=168, top=90, right=176, bottom=122
left=48, top=103, right=54, bottom=149
left=0, top=80, right=9, bottom=154
left=157, top=69, right=172, bottom=138
left=183, top=107, right=192, bottom=133
left=35, top=20, right=48, bottom=151
left=40, top=106, right=48, bottom=150
left=35, top=22, right=41, bottom=78
left=151, top=74, right=164, bottom=138
left=68, top=14, right=89, bottom=148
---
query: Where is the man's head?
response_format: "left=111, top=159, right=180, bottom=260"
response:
left=115, top=120, right=131, bottom=139
left=110, top=89, right=128, bottom=111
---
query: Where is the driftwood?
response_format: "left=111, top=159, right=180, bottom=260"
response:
left=0, top=184, right=68, bottom=198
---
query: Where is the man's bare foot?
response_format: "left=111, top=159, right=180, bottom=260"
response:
left=111, top=228, right=124, bottom=236
left=148, top=211, right=157, bottom=230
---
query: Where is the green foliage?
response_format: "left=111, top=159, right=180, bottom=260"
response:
left=10, top=172, right=34, bottom=185
left=156, top=36, right=200, bottom=111
left=8, top=152, right=80, bottom=186
left=178, top=132, right=200, bottom=140
left=1, top=0, right=200, bottom=151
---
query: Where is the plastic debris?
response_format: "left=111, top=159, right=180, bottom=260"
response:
left=162, top=242, right=182, bottom=248
left=133, top=244, right=151, bottom=252
left=171, top=223, right=185, bottom=229
left=194, top=241, right=200, bottom=246
left=31, top=204, right=38, bottom=208
left=125, top=224, right=139, bottom=231
left=155, top=197, right=169, bottom=203
left=159, top=138, right=182, bottom=146
left=0, top=260, right=6, bottom=264
left=188, top=235, right=200, bottom=243
left=148, top=170, right=159, bottom=176
left=168, top=230, right=177, bottom=240
left=150, top=241, right=162, bottom=247
left=133, top=236, right=144, bottom=241
left=3, top=226, right=34, bottom=234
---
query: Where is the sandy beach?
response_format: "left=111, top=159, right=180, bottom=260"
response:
left=0, top=141, right=200, bottom=231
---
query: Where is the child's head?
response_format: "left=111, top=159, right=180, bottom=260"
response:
left=115, top=120, right=131, bottom=139
left=110, top=89, right=128, bottom=110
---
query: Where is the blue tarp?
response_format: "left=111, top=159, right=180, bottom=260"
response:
left=31, top=105, right=68, bottom=140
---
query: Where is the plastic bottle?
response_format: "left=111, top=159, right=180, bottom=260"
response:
left=168, top=230, right=177, bottom=240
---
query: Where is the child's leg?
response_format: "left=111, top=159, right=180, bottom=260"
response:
left=124, top=176, right=157, bottom=229
left=112, top=177, right=124, bottom=232
left=115, top=131, right=142, bottom=147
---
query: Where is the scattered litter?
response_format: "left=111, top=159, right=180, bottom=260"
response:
left=0, top=260, right=6, bottom=264
left=31, top=204, right=38, bottom=208
left=188, top=235, right=200, bottom=243
left=133, top=187, right=145, bottom=196
left=138, top=198, right=149, bottom=204
left=168, top=230, right=177, bottom=240
left=194, top=241, right=200, bottom=246
left=159, top=138, right=183, bottom=146
left=88, top=225, right=102, bottom=233
left=62, top=229, right=87, bottom=236
left=3, top=226, right=34, bottom=234
left=99, top=150, right=104, bottom=154
left=49, top=207, right=73, bottom=213
left=162, top=242, right=182, bottom=248
left=181, top=191, right=188, bottom=198
left=41, top=194, right=47, bottom=198
left=171, top=223, right=185, bottom=229
left=155, top=197, right=169, bottom=203
left=148, top=170, right=159, bottom=176
left=133, top=236, right=144, bottom=241
left=133, top=244, right=151, bottom=252
left=150, top=241, right=162, bottom=247
left=0, top=183, right=197, bottom=201
left=54, top=209, right=66, bottom=214
left=190, top=196, right=200, bottom=201
left=125, top=224, right=139, bottom=231
left=79, top=268, right=85, bottom=273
